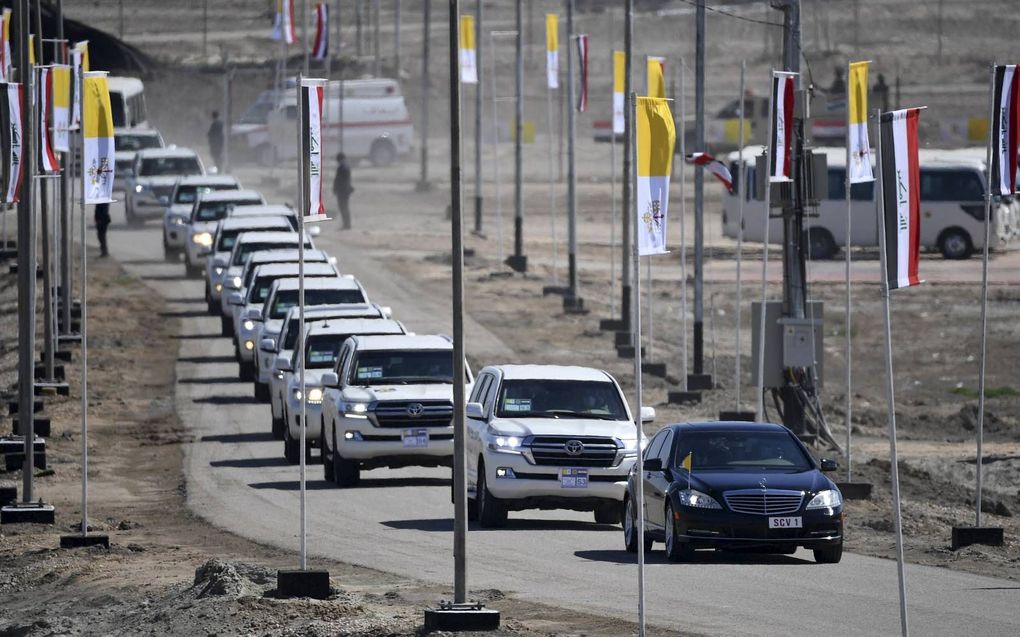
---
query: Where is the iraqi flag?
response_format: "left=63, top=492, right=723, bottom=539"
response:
left=990, top=64, right=1020, bottom=196
left=82, top=72, right=115, bottom=204
left=273, top=0, right=297, bottom=45
left=0, top=82, right=24, bottom=204
left=311, top=3, right=328, bottom=60
left=686, top=152, right=733, bottom=192
left=879, top=108, right=923, bottom=291
left=51, top=65, right=70, bottom=152
left=459, top=14, right=477, bottom=84
left=545, top=14, right=558, bottom=89
left=635, top=96, right=676, bottom=256
left=300, top=79, right=327, bottom=221
left=37, top=67, right=59, bottom=173
left=769, top=72, right=796, bottom=182
left=575, top=34, right=588, bottom=112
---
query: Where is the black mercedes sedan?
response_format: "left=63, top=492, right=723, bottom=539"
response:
left=623, top=422, right=843, bottom=563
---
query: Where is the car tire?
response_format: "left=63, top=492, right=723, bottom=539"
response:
left=664, top=503, right=694, bottom=562
left=451, top=468, right=479, bottom=518
left=334, top=452, right=360, bottom=487
left=254, top=381, right=270, bottom=402
left=284, top=426, right=299, bottom=464
left=369, top=139, right=396, bottom=167
left=321, top=423, right=333, bottom=482
left=186, top=262, right=203, bottom=279
left=476, top=462, right=507, bottom=528
left=805, top=227, right=838, bottom=260
left=594, top=501, right=623, bottom=525
left=271, top=410, right=285, bottom=440
left=939, top=228, right=973, bottom=260
left=239, top=361, right=255, bottom=382
left=220, top=315, right=233, bottom=337
left=162, top=236, right=178, bottom=262
left=623, top=495, right=653, bottom=553
left=813, top=541, right=843, bottom=564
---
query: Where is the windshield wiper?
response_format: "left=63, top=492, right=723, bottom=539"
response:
left=543, top=409, right=617, bottom=420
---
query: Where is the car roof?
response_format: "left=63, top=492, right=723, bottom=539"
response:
left=198, top=189, right=263, bottom=203
left=273, top=276, right=361, bottom=292
left=116, top=128, right=161, bottom=138
left=136, top=147, right=199, bottom=159
left=230, top=204, right=295, bottom=217
left=352, top=334, right=452, bottom=351
left=219, top=217, right=292, bottom=231
left=234, top=231, right=301, bottom=244
left=175, top=175, right=239, bottom=187
left=665, top=421, right=793, bottom=434
left=306, top=318, right=405, bottom=337
left=245, top=248, right=329, bottom=264
left=283, top=303, right=382, bottom=322
left=252, top=262, right=336, bottom=277
left=486, top=364, right=614, bottom=382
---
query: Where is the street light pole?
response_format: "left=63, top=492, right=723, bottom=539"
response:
left=416, top=0, right=431, bottom=191
left=507, top=0, right=526, bottom=273
left=564, top=0, right=582, bottom=312
left=689, top=0, right=711, bottom=391
left=473, top=0, right=483, bottom=235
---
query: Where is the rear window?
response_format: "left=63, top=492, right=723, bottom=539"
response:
left=269, top=289, right=367, bottom=319
left=174, top=183, right=237, bottom=204
left=232, top=240, right=307, bottom=266
left=193, top=197, right=263, bottom=222
left=139, top=156, right=202, bottom=176
left=115, top=133, right=161, bottom=152
left=920, top=170, right=984, bottom=202
left=826, top=169, right=874, bottom=201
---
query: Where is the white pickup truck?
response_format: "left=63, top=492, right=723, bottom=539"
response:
left=319, top=334, right=473, bottom=487
left=466, top=364, right=654, bottom=528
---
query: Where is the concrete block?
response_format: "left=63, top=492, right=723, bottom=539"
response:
left=276, top=569, right=330, bottom=600
left=719, top=410, right=757, bottom=422
left=423, top=603, right=501, bottom=632
left=951, top=526, right=1004, bottom=550
left=668, top=391, right=702, bottom=405
left=642, top=362, right=668, bottom=378
left=60, top=534, right=110, bottom=549
left=1, top=502, right=55, bottom=525
left=12, top=416, right=51, bottom=437
left=8, top=400, right=43, bottom=415
left=835, top=482, right=873, bottom=500
left=0, top=485, right=16, bottom=506
left=687, top=373, right=714, bottom=391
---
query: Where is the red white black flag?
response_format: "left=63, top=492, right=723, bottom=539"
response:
left=769, top=72, right=796, bottom=182
left=0, top=82, right=23, bottom=204
left=991, top=65, right=1020, bottom=196
left=685, top=152, right=733, bottom=192
left=312, top=3, right=329, bottom=61
left=37, top=67, right=59, bottom=173
left=879, top=108, right=923, bottom=291
left=300, top=79, right=327, bottom=221
left=575, top=34, right=588, bottom=113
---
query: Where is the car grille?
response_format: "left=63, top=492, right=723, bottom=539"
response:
left=371, top=401, right=453, bottom=428
left=151, top=185, right=175, bottom=199
left=526, top=436, right=621, bottom=468
left=723, top=489, right=804, bottom=515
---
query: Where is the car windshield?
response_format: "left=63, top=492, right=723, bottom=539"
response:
left=215, top=229, right=242, bottom=252
left=350, top=350, right=454, bottom=385
left=268, top=289, right=367, bottom=319
left=302, top=334, right=351, bottom=369
left=139, top=156, right=202, bottom=176
left=193, top=198, right=261, bottom=222
left=250, top=273, right=331, bottom=303
left=116, top=133, right=161, bottom=152
left=495, top=379, right=627, bottom=420
left=231, top=241, right=304, bottom=266
left=174, top=183, right=236, bottom=204
left=673, top=431, right=813, bottom=471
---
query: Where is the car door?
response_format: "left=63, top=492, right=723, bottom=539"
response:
left=640, top=430, right=667, bottom=532
left=465, top=373, right=493, bottom=491
left=645, top=429, right=674, bottom=532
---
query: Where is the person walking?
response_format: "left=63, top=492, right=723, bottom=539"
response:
left=333, top=152, right=353, bottom=229
left=207, top=110, right=225, bottom=171
left=94, top=202, right=111, bottom=257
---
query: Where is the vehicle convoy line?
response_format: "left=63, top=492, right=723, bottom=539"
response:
left=106, top=210, right=1019, bottom=636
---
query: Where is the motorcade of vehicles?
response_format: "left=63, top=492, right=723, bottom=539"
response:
left=124, top=147, right=205, bottom=225
left=203, top=218, right=296, bottom=313
left=162, top=175, right=241, bottom=260
left=182, top=189, right=267, bottom=275
left=114, top=127, right=164, bottom=195
left=623, top=421, right=843, bottom=564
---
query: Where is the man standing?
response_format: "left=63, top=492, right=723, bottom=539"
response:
left=94, top=202, right=110, bottom=257
left=207, top=110, right=225, bottom=171
left=333, top=152, right=353, bottom=229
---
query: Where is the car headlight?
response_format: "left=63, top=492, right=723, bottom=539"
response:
left=230, top=276, right=242, bottom=289
left=192, top=232, right=213, bottom=247
left=214, top=266, right=224, bottom=276
left=134, top=184, right=144, bottom=193
left=243, top=320, right=255, bottom=331
left=806, top=489, right=843, bottom=510
left=306, top=387, right=323, bottom=404
left=214, top=283, right=222, bottom=292
left=677, top=489, right=722, bottom=510
left=487, top=426, right=524, bottom=453
left=244, top=340, right=255, bottom=351
left=172, top=216, right=186, bottom=225
left=343, top=401, right=369, bottom=418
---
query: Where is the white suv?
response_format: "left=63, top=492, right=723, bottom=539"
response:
left=466, top=365, right=654, bottom=528
left=320, top=334, right=473, bottom=487
left=125, top=147, right=204, bottom=225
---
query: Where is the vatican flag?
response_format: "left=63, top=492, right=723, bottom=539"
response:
left=647, top=56, right=666, bottom=99
left=635, top=96, right=675, bottom=256
left=0, top=9, right=11, bottom=82
left=545, top=13, right=558, bottom=89
left=82, top=71, right=115, bottom=204
left=459, top=15, right=477, bottom=84
left=848, top=60, right=874, bottom=183
left=52, top=65, right=71, bottom=152
left=612, top=50, right=625, bottom=134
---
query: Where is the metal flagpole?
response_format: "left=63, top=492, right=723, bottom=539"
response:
left=297, top=73, right=307, bottom=572
left=609, top=48, right=617, bottom=316
left=416, top=0, right=430, bottom=191
left=756, top=71, right=776, bottom=423
left=58, top=1, right=71, bottom=340
left=473, top=0, right=483, bottom=235
left=843, top=61, right=853, bottom=480
left=78, top=59, right=87, bottom=536
left=875, top=106, right=909, bottom=637
left=975, top=64, right=997, bottom=528
left=546, top=46, right=558, bottom=284
left=448, top=0, right=468, bottom=603
left=646, top=257, right=652, bottom=360
left=735, top=60, right=745, bottom=409
left=302, top=0, right=310, bottom=74
left=565, top=3, right=578, bottom=306
left=393, top=0, right=400, bottom=77
left=679, top=58, right=687, bottom=389
left=620, top=0, right=632, bottom=336
left=511, top=0, right=525, bottom=271
left=373, top=0, right=380, bottom=76
left=490, top=31, right=506, bottom=267
left=35, top=3, right=55, bottom=383
left=629, top=90, right=646, bottom=637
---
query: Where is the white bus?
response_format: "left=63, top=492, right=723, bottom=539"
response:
left=107, top=76, right=148, bottom=129
left=721, top=146, right=1015, bottom=260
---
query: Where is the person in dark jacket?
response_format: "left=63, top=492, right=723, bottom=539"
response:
left=94, top=202, right=111, bottom=257
left=207, top=110, right=225, bottom=171
left=332, top=152, right=353, bottom=229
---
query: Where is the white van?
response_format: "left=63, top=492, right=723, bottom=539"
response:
left=235, top=78, right=413, bottom=168
left=107, top=76, right=148, bottom=129
left=721, top=146, right=1011, bottom=260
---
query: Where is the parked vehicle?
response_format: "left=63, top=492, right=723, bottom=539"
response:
left=162, top=175, right=241, bottom=260
left=124, top=147, right=204, bottom=225
left=465, top=365, right=654, bottom=528
left=114, top=127, right=164, bottom=195
left=320, top=334, right=473, bottom=486
left=623, top=421, right=843, bottom=564
left=181, top=189, right=266, bottom=272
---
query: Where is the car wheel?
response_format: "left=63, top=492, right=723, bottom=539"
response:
left=813, top=541, right=843, bottom=564
left=594, top=501, right=623, bottom=525
left=321, top=423, right=333, bottom=482
left=664, top=503, right=694, bottom=562
left=369, top=139, right=396, bottom=167
left=284, top=425, right=299, bottom=464
left=220, top=315, right=233, bottom=337
left=239, top=361, right=255, bottom=382
left=939, top=228, right=973, bottom=260
left=476, top=462, right=507, bottom=528
left=623, top=495, right=652, bottom=553
left=271, top=412, right=284, bottom=439
left=254, top=381, right=270, bottom=402
left=162, top=236, right=178, bottom=262
left=186, top=262, right=203, bottom=279
left=334, top=452, right=360, bottom=487
left=805, top=227, right=838, bottom=260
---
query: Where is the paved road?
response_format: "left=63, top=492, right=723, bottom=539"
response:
left=103, top=206, right=1019, bottom=636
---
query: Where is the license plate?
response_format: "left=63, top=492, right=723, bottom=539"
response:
left=768, top=516, right=803, bottom=529
left=560, top=468, right=589, bottom=489
left=402, top=429, right=428, bottom=448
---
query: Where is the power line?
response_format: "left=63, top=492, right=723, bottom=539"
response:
left=674, top=0, right=784, bottom=28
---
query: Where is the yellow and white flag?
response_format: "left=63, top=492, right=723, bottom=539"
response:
left=647, top=56, right=665, bottom=99
left=82, top=71, right=115, bottom=204
left=848, top=60, right=874, bottom=183
left=613, top=50, right=625, bottom=134
left=545, top=13, right=558, bottom=89
left=28, top=35, right=35, bottom=65
left=0, top=9, right=11, bottom=82
left=52, top=65, right=70, bottom=152
left=635, top=96, right=675, bottom=256
left=459, top=15, right=477, bottom=84
left=71, top=41, right=89, bottom=129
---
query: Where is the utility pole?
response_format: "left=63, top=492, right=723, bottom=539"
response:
left=507, top=0, right=526, bottom=272
left=57, top=0, right=71, bottom=341
left=34, top=0, right=55, bottom=386
left=203, top=0, right=208, bottom=58
left=393, top=0, right=401, bottom=78
left=689, top=0, right=711, bottom=391
left=619, top=0, right=632, bottom=331
left=373, top=0, right=381, bottom=76
left=473, top=0, right=483, bottom=235
left=416, top=0, right=431, bottom=191
left=355, top=0, right=363, bottom=58
left=564, top=0, right=582, bottom=312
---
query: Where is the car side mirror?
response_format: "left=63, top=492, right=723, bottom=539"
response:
left=820, top=458, right=838, bottom=472
left=273, top=356, right=292, bottom=372
left=226, top=292, right=243, bottom=306
left=321, top=372, right=339, bottom=388
left=380, top=306, right=393, bottom=319
left=642, top=457, right=663, bottom=472
left=259, top=338, right=276, bottom=352
left=244, top=308, right=261, bottom=320
left=328, top=256, right=338, bottom=265
left=640, top=406, right=656, bottom=424
left=308, top=225, right=321, bottom=237
left=466, top=402, right=485, bottom=420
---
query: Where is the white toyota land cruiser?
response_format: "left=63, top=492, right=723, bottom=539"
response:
left=319, top=334, right=473, bottom=487
left=466, top=364, right=654, bottom=528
